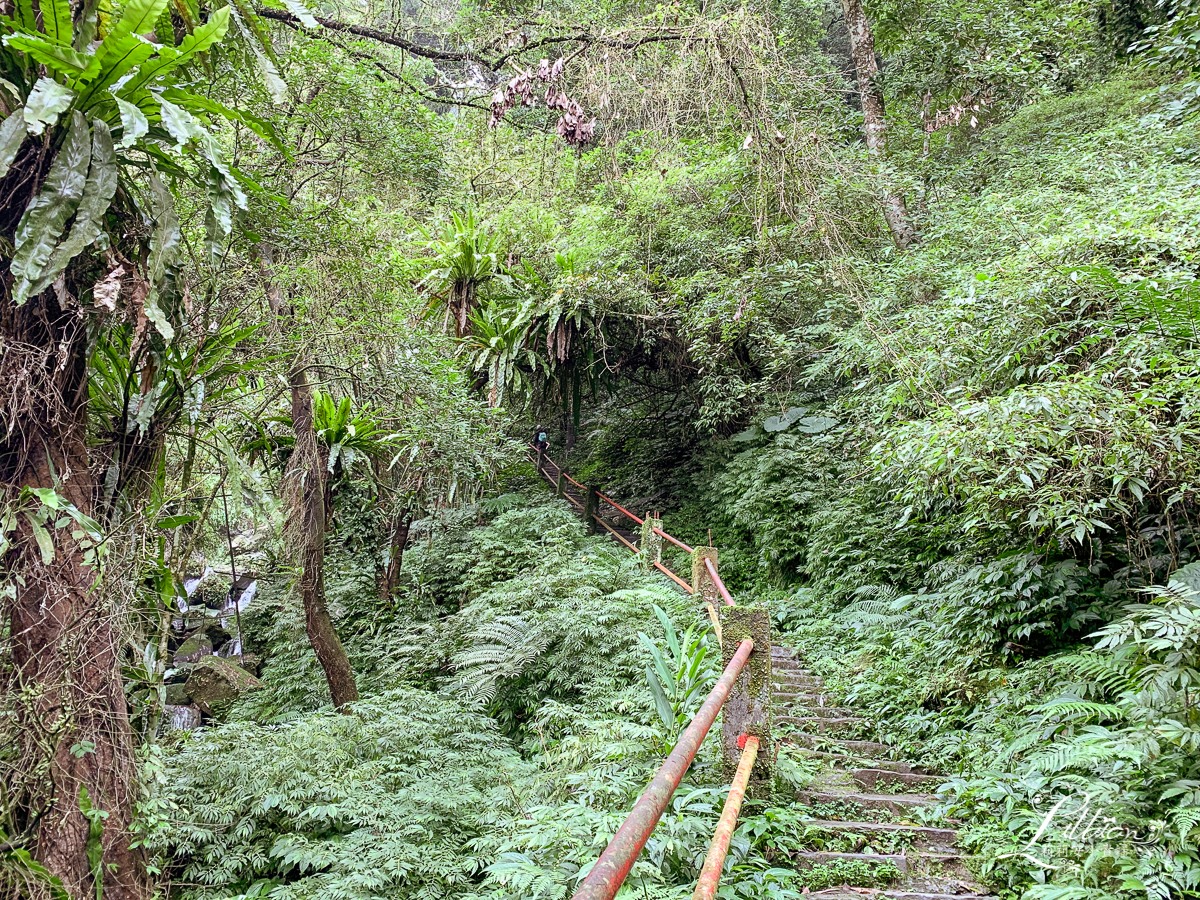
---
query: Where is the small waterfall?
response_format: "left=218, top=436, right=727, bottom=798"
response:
left=166, top=704, right=201, bottom=731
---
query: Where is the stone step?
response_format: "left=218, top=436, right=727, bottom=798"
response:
left=806, top=891, right=995, bottom=900
left=853, top=768, right=944, bottom=791
left=796, top=751, right=922, bottom=774
left=801, top=819, right=958, bottom=848
left=791, top=850, right=969, bottom=876
left=797, top=789, right=936, bottom=815
left=773, top=678, right=825, bottom=691
left=778, top=715, right=866, bottom=732
left=786, top=733, right=896, bottom=757
left=783, top=705, right=857, bottom=719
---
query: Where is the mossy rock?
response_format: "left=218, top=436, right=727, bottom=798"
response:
left=174, top=633, right=213, bottom=664
left=184, top=657, right=264, bottom=716
left=165, top=681, right=192, bottom=706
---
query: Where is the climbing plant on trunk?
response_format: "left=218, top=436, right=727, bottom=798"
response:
left=0, top=0, right=273, bottom=892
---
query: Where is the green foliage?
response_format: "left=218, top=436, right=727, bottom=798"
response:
left=638, top=604, right=719, bottom=739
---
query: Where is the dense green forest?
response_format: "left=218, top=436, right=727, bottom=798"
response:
left=4, top=0, right=1200, bottom=897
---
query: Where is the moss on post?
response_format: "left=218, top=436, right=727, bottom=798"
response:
left=720, top=604, right=772, bottom=792
left=556, top=471, right=566, bottom=497
left=640, top=516, right=663, bottom=573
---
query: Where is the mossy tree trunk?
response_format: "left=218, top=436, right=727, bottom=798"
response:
left=1, top=282, right=147, bottom=898
left=257, top=244, right=359, bottom=710
left=841, top=0, right=917, bottom=250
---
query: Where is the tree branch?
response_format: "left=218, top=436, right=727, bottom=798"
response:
left=256, top=8, right=687, bottom=71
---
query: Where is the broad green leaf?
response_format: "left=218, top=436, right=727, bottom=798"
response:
left=26, top=515, right=56, bottom=564
left=280, top=0, right=319, bottom=28
left=653, top=604, right=680, bottom=658
left=11, top=111, right=92, bottom=305
left=116, top=6, right=231, bottom=97
left=0, top=110, right=27, bottom=178
left=157, top=96, right=204, bottom=145
left=25, top=119, right=118, bottom=299
left=4, top=35, right=92, bottom=78
left=762, top=406, right=808, bottom=433
left=13, top=0, right=38, bottom=31
left=23, top=77, right=75, bottom=135
left=229, top=3, right=287, bottom=103
left=159, top=85, right=286, bottom=154
left=146, top=167, right=180, bottom=285
left=114, top=96, right=148, bottom=147
left=792, top=415, right=838, bottom=434
left=40, top=0, right=74, bottom=45
left=645, top=664, right=675, bottom=732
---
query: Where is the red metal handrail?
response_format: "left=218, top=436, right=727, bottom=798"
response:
left=654, top=527, right=693, bottom=554
left=571, top=638, right=755, bottom=900
left=654, top=560, right=695, bottom=594
left=597, top=492, right=644, bottom=525
left=529, top=446, right=700, bottom=596
left=592, top=515, right=640, bottom=553
left=692, top=734, right=760, bottom=900
left=704, top=557, right=735, bottom=607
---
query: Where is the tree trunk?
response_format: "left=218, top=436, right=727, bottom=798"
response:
left=1, top=290, right=147, bottom=899
left=841, top=0, right=917, bottom=250
left=287, top=365, right=360, bottom=709
left=256, top=244, right=359, bottom=710
left=380, top=512, right=411, bottom=600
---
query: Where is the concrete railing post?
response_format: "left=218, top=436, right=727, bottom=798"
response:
left=584, top=484, right=600, bottom=534
left=556, top=471, right=567, bottom=498
left=640, top=516, right=663, bottom=572
left=719, top=604, right=772, bottom=792
left=691, top=546, right=722, bottom=641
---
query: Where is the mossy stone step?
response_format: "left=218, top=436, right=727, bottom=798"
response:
left=791, top=850, right=970, bottom=876
left=805, top=891, right=995, bottom=900
left=852, top=768, right=944, bottom=791
left=800, top=819, right=958, bottom=850
left=782, top=705, right=858, bottom=718
left=778, top=715, right=866, bottom=732
left=797, top=752, right=922, bottom=774
left=787, top=733, right=896, bottom=757
left=797, top=789, right=937, bottom=815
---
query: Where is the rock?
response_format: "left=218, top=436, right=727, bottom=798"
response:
left=165, top=681, right=191, bottom=706
left=164, top=704, right=202, bottom=732
left=184, top=657, right=264, bottom=715
left=173, top=622, right=232, bottom=664
left=174, top=632, right=213, bottom=664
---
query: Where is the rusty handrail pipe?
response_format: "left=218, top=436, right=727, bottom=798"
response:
left=653, top=561, right=695, bottom=594
left=654, top=527, right=693, bottom=554
left=691, top=734, right=760, bottom=900
left=597, top=492, right=644, bottom=525
left=570, top=639, right=755, bottom=900
left=703, top=557, right=735, bottom=607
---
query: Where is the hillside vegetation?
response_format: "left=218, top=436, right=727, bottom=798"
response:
left=3, top=0, right=1200, bottom=898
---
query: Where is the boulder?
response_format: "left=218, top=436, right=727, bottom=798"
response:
left=173, top=632, right=212, bottom=664
left=173, top=622, right=232, bottom=664
left=165, top=681, right=191, bottom=706
left=184, top=657, right=264, bottom=715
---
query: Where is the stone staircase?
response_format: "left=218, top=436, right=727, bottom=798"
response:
left=770, top=646, right=996, bottom=900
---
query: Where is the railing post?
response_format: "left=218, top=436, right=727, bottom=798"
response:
left=691, top=546, right=722, bottom=640
left=640, top=515, right=663, bottom=572
left=584, top=484, right=600, bottom=534
left=719, top=604, right=771, bottom=791
left=556, top=471, right=567, bottom=498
